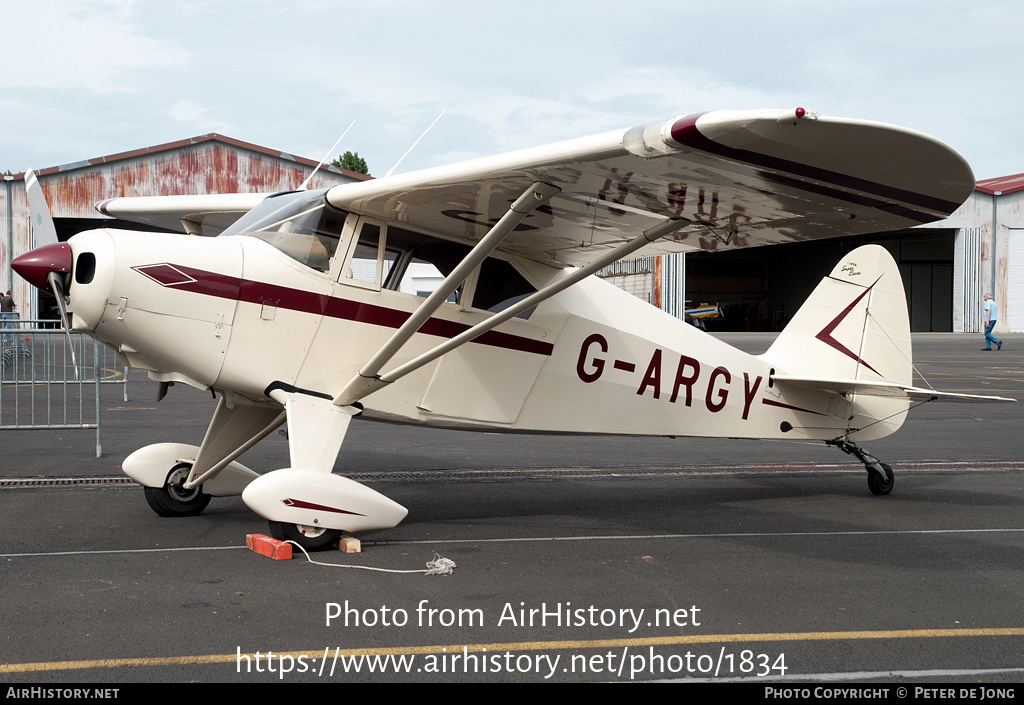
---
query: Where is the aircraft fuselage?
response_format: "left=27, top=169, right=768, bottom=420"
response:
left=62, top=224, right=880, bottom=444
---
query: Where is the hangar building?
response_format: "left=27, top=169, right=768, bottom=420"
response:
left=2, top=134, right=369, bottom=320
left=600, top=174, right=1024, bottom=335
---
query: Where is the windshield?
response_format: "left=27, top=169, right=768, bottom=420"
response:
left=221, top=190, right=347, bottom=272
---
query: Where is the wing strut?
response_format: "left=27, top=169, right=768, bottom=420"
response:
left=334, top=214, right=691, bottom=406
left=334, top=181, right=561, bottom=405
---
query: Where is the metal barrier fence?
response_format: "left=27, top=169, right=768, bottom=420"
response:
left=1, top=315, right=128, bottom=457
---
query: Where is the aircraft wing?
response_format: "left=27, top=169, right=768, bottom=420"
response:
left=326, top=108, right=976, bottom=267
left=772, top=374, right=1017, bottom=404
left=95, top=192, right=267, bottom=235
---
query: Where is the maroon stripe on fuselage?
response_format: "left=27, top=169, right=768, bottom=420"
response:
left=142, top=264, right=554, bottom=356
left=761, top=398, right=826, bottom=416
left=240, top=279, right=332, bottom=316
left=669, top=114, right=961, bottom=219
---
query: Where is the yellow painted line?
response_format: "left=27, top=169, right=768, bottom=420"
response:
left=4, top=627, right=1024, bottom=674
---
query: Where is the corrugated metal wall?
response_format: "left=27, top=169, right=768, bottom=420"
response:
left=658, top=253, right=686, bottom=319
left=995, top=192, right=1024, bottom=332
left=598, top=253, right=688, bottom=319
left=4, top=176, right=37, bottom=321
left=1008, top=229, right=1024, bottom=332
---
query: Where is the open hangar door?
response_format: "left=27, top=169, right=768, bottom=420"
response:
left=684, top=229, right=957, bottom=332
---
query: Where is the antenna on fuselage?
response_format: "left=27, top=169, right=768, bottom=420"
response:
left=384, top=109, right=446, bottom=178
left=299, top=120, right=356, bottom=191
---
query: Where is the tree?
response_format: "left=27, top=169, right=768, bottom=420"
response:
left=331, top=151, right=369, bottom=176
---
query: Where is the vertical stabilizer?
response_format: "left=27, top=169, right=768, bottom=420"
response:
left=764, top=245, right=911, bottom=384
left=762, top=245, right=912, bottom=440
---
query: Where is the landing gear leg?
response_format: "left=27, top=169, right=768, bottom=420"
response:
left=827, top=440, right=895, bottom=496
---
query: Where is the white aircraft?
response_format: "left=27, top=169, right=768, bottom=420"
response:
left=13, top=108, right=1014, bottom=550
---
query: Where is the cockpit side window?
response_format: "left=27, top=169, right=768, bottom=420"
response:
left=381, top=224, right=537, bottom=317
left=471, top=258, right=537, bottom=318
left=341, top=221, right=401, bottom=288
left=381, top=225, right=470, bottom=301
left=221, top=190, right=346, bottom=273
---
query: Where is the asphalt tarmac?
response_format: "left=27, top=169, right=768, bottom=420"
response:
left=2, top=333, right=1023, bottom=685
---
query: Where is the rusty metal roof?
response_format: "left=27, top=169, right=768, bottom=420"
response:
left=10, top=133, right=373, bottom=182
left=975, top=173, right=1024, bottom=196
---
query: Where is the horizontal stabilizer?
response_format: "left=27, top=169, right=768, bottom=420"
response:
left=772, top=374, right=1016, bottom=404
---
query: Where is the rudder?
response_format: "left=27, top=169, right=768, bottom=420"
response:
left=762, top=244, right=912, bottom=440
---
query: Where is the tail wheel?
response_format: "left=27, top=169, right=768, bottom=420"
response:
left=144, top=462, right=211, bottom=517
left=268, top=520, right=343, bottom=552
left=867, top=463, right=895, bottom=496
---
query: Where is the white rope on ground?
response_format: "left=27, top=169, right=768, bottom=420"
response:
left=285, top=541, right=456, bottom=575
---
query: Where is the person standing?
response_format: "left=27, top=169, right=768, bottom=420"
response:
left=1, top=289, right=15, bottom=340
left=1, top=289, right=15, bottom=320
left=982, top=293, right=1003, bottom=351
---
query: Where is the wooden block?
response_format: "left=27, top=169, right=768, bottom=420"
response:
left=338, top=536, right=361, bottom=553
left=246, top=533, right=292, bottom=560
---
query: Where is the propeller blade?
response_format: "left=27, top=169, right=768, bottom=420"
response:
left=25, top=169, right=59, bottom=248
left=20, top=168, right=78, bottom=380
left=46, top=271, right=79, bottom=381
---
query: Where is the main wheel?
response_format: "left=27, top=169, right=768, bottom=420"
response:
left=867, top=463, right=895, bottom=496
left=144, top=462, right=211, bottom=517
left=268, top=520, right=342, bottom=552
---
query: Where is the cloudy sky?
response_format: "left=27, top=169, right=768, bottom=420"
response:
left=2, top=0, right=1021, bottom=180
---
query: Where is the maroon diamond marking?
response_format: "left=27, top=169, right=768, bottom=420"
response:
left=133, top=264, right=198, bottom=287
